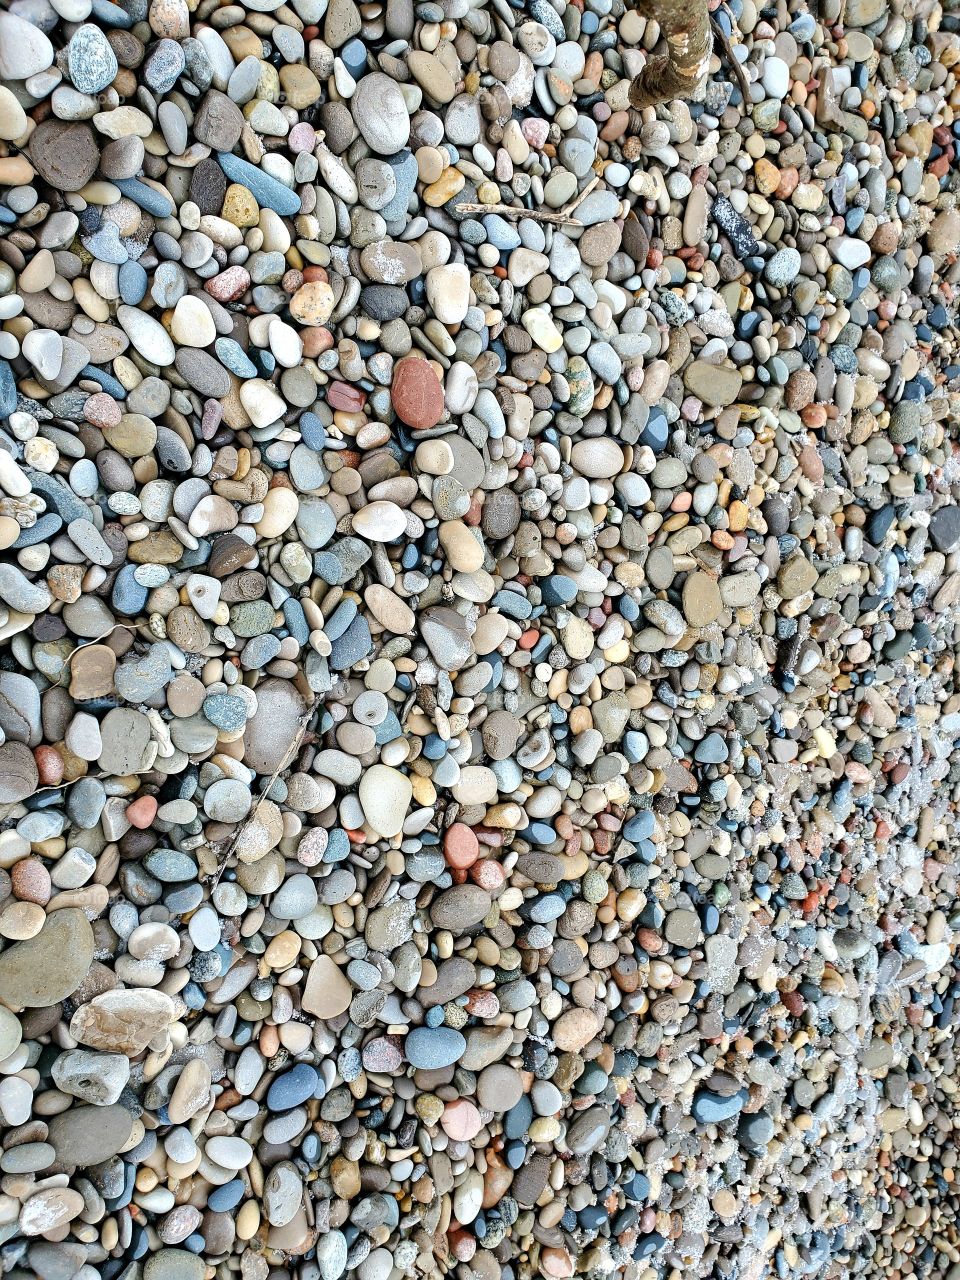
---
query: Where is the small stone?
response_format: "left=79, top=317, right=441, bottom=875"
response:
left=391, top=358, right=445, bottom=430
left=302, top=955, right=353, bottom=1019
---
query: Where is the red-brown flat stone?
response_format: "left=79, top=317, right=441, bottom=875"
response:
left=391, top=358, right=444, bottom=430
left=327, top=381, right=366, bottom=412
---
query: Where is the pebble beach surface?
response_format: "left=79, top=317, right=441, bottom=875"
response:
left=0, top=0, right=959, bottom=1276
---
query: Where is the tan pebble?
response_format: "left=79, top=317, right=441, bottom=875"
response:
left=222, top=183, right=260, bottom=227
left=19, top=249, right=56, bottom=293
left=0, top=86, right=28, bottom=142
left=264, top=930, right=301, bottom=969
left=256, top=488, right=299, bottom=539
left=167, top=1058, right=212, bottom=1124
left=236, top=1200, right=260, bottom=1240
left=0, top=901, right=45, bottom=940
left=438, top=520, right=484, bottom=572
left=20, top=1187, right=86, bottom=1236
left=552, top=1007, right=601, bottom=1052
left=0, top=157, right=35, bottom=185
left=302, top=954, right=353, bottom=1019
left=0, top=518, right=21, bottom=551
left=289, top=280, right=334, bottom=326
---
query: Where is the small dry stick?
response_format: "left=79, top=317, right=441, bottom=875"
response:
left=208, top=693, right=321, bottom=888
left=710, top=14, right=751, bottom=107
left=455, top=174, right=601, bottom=226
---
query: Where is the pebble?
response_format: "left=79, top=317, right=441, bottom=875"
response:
left=0, top=0, right=957, bottom=1273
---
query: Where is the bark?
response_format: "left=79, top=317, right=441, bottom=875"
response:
left=626, top=0, right=712, bottom=116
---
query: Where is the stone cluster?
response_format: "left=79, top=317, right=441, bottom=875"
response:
left=0, top=0, right=958, bottom=1276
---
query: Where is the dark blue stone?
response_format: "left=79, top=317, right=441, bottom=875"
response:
left=216, top=337, right=258, bottom=378
left=405, top=1026, right=465, bottom=1069
left=624, top=1172, right=651, bottom=1202
left=340, top=37, right=368, bottom=78
left=638, top=408, right=668, bottom=452
left=329, top=614, right=372, bottom=670
left=267, top=1063, right=320, bottom=1111
left=491, top=590, right=532, bottom=619
left=504, top=1140, right=526, bottom=1169
left=540, top=574, right=577, bottom=605
left=524, top=822, right=557, bottom=846
left=635, top=1233, right=666, bottom=1261
left=91, top=0, right=136, bottom=24
left=423, top=734, right=447, bottom=760
left=324, top=829, right=351, bottom=863
left=694, top=732, right=728, bottom=764
left=374, top=712, right=402, bottom=745
left=324, top=598, right=358, bottom=642
left=283, top=599, right=309, bottom=646
left=300, top=411, right=327, bottom=451
left=504, top=1094, right=533, bottom=1139
left=118, top=259, right=148, bottom=305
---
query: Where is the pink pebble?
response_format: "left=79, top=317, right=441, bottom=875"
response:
left=521, top=118, right=549, bottom=148
left=288, top=122, right=316, bottom=153
left=441, top=1099, right=483, bottom=1142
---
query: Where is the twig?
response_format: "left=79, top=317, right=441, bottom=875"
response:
left=710, top=14, right=751, bottom=107
left=455, top=174, right=602, bottom=227
left=208, top=692, right=322, bottom=888
left=454, top=202, right=584, bottom=226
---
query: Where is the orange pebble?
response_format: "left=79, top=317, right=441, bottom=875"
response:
left=444, top=823, right=479, bottom=869
left=125, top=795, right=158, bottom=829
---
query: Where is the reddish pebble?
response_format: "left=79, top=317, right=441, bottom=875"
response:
left=448, top=1230, right=476, bottom=1262
left=83, top=392, right=122, bottom=429
left=126, top=795, right=158, bottom=829
left=541, top=1247, right=575, bottom=1278
left=391, top=358, right=444, bottom=430
left=11, top=857, right=51, bottom=905
left=34, top=746, right=64, bottom=786
left=389, top=358, right=445, bottom=432
left=470, top=859, right=505, bottom=891
left=444, top=823, right=479, bottom=869
left=441, top=1098, right=483, bottom=1141
left=463, top=989, right=499, bottom=1018
left=327, top=382, right=367, bottom=412
left=302, top=328, right=334, bottom=358
left=205, top=265, right=251, bottom=303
